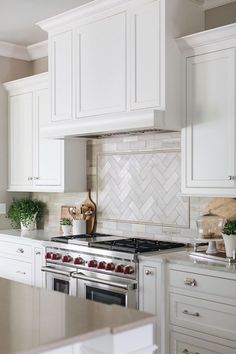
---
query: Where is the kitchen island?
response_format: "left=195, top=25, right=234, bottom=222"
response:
left=0, top=277, right=156, bottom=354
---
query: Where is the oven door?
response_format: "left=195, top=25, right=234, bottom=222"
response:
left=72, top=272, right=137, bottom=308
left=42, top=266, right=76, bottom=296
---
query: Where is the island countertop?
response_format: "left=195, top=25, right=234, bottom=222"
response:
left=0, top=278, right=155, bottom=354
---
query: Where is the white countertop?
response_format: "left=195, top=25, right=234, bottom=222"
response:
left=0, top=278, right=155, bottom=354
left=0, top=229, right=61, bottom=243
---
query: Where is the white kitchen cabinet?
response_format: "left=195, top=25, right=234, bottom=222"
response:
left=38, top=0, right=204, bottom=138
left=50, top=30, right=73, bottom=122
left=139, top=259, right=163, bottom=354
left=4, top=73, right=86, bottom=192
left=179, top=24, right=236, bottom=196
left=0, top=236, right=45, bottom=288
left=167, top=263, right=236, bottom=354
left=75, top=9, right=126, bottom=117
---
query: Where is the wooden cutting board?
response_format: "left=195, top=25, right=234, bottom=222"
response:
left=79, top=191, right=96, bottom=234
left=203, top=198, right=236, bottom=220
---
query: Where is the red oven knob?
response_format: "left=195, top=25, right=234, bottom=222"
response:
left=45, top=252, right=52, bottom=259
left=74, top=257, right=84, bottom=265
left=123, top=265, right=134, bottom=275
left=88, top=260, right=97, bottom=268
left=105, top=262, right=115, bottom=271
left=62, top=255, right=73, bottom=263
left=115, top=264, right=124, bottom=273
left=97, top=261, right=106, bottom=269
left=51, top=253, right=61, bottom=260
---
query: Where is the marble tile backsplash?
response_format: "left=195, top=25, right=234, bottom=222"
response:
left=33, top=132, right=212, bottom=243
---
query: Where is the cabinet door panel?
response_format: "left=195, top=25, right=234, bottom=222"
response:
left=35, top=88, right=62, bottom=187
left=185, top=49, right=235, bottom=188
left=51, top=30, right=73, bottom=121
left=76, top=11, right=126, bottom=117
left=0, top=257, right=32, bottom=285
left=142, top=266, right=157, bottom=314
left=9, top=93, right=33, bottom=187
left=131, top=0, right=161, bottom=110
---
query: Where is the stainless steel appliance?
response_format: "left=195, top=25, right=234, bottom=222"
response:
left=42, top=234, right=185, bottom=308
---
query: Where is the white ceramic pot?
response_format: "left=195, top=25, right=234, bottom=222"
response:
left=20, top=213, right=37, bottom=231
left=61, top=225, right=72, bottom=236
left=222, top=234, right=236, bottom=257
left=73, top=220, right=86, bottom=235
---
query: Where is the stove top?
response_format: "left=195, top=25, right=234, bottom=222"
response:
left=51, top=233, right=185, bottom=253
left=89, top=238, right=185, bottom=253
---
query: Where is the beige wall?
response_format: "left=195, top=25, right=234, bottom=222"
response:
left=32, top=57, right=48, bottom=75
left=205, top=2, right=236, bottom=29
left=0, top=57, right=32, bottom=228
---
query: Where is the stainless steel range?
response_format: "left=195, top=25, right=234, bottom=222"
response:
left=42, top=234, right=185, bottom=309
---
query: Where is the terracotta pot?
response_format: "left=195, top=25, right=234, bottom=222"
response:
left=222, top=234, right=236, bottom=258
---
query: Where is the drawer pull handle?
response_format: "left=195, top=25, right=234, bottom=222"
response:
left=184, top=278, right=197, bottom=287
left=183, top=309, right=199, bottom=317
left=183, top=350, right=199, bottom=354
left=16, top=248, right=24, bottom=254
left=16, top=271, right=26, bottom=275
left=145, top=270, right=152, bottom=276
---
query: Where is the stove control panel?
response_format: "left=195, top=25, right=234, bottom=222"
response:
left=45, top=247, right=136, bottom=278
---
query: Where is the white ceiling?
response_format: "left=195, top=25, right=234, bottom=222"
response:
left=0, top=0, right=93, bottom=46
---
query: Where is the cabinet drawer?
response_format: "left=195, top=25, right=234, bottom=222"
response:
left=170, top=293, right=236, bottom=341
left=170, top=331, right=236, bottom=354
left=169, top=269, right=236, bottom=301
left=0, top=241, right=32, bottom=260
left=0, top=257, right=32, bottom=285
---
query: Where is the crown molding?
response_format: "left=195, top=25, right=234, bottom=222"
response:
left=203, top=0, right=236, bottom=10
left=177, top=22, right=236, bottom=55
left=0, top=41, right=30, bottom=61
left=27, top=40, right=48, bottom=60
left=0, top=40, right=48, bottom=61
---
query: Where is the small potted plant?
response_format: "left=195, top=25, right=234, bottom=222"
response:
left=7, top=198, right=44, bottom=231
left=222, top=220, right=236, bottom=257
left=60, top=218, right=72, bottom=236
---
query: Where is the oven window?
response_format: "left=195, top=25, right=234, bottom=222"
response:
left=53, top=278, right=69, bottom=294
left=86, top=286, right=125, bottom=306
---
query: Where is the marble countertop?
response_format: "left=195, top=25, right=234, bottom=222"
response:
left=0, top=278, right=155, bottom=354
left=140, top=249, right=236, bottom=275
left=0, top=229, right=61, bottom=243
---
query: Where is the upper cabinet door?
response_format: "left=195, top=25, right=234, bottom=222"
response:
left=184, top=49, right=236, bottom=191
left=50, top=30, right=73, bottom=121
left=131, top=0, right=161, bottom=110
left=34, top=88, right=62, bottom=187
left=9, top=93, right=33, bottom=188
left=75, top=10, right=127, bottom=117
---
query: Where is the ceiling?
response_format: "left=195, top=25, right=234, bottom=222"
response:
left=0, top=0, right=93, bottom=46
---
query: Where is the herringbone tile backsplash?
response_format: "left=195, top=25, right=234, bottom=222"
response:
left=33, top=132, right=211, bottom=242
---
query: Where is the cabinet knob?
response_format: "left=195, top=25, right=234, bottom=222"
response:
left=35, top=251, right=41, bottom=255
left=183, top=349, right=199, bottom=354
left=184, top=278, right=197, bottom=287
left=16, top=248, right=24, bottom=254
left=145, top=270, right=152, bottom=276
left=28, top=177, right=33, bottom=181
left=227, top=175, right=235, bottom=180
left=182, top=309, right=199, bottom=317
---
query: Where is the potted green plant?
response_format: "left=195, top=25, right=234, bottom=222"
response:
left=60, top=218, right=72, bottom=236
left=222, top=220, right=236, bottom=257
left=7, top=198, right=44, bottom=231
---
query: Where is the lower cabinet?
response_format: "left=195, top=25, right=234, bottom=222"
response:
left=0, top=236, right=45, bottom=287
left=139, top=259, right=163, bottom=354
left=167, top=264, right=236, bottom=354
left=170, top=331, right=236, bottom=354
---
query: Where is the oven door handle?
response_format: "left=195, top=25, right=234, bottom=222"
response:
left=71, top=272, right=137, bottom=290
left=41, top=266, right=72, bottom=278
